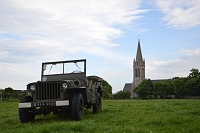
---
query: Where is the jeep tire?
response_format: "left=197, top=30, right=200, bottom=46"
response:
left=93, top=93, right=102, bottom=113
left=19, top=96, right=35, bottom=123
left=71, top=93, right=84, bottom=121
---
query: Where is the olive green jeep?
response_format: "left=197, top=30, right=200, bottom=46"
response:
left=18, top=59, right=103, bottom=123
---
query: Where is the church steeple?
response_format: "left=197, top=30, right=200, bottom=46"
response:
left=131, top=39, right=145, bottom=97
left=136, top=39, right=143, bottom=62
left=133, top=39, right=145, bottom=87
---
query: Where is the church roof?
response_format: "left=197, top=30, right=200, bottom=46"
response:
left=136, top=39, right=143, bottom=62
left=151, top=79, right=169, bottom=83
left=123, top=83, right=132, bottom=91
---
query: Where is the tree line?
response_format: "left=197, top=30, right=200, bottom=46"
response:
left=102, top=68, right=200, bottom=99
left=102, top=80, right=130, bottom=99
left=0, top=87, right=26, bottom=100
left=134, top=68, right=200, bottom=99
left=0, top=80, right=116, bottom=100
left=3, top=68, right=198, bottom=100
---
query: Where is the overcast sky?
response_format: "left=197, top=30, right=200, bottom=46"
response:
left=0, top=0, right=200, bottom=93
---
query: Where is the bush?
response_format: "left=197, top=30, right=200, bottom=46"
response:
left=113, top=90, right=131, bottom=99
left=102, top=80, right=113, bottom=99
left=102, top=90, right=113, bottom=99
left=134, top=79, right=153, bottom=99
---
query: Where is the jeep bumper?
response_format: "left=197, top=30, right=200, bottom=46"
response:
left=19, top=100, right=69, bottom=108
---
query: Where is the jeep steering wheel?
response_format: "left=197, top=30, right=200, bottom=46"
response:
left=71, top=70, right=82, bottom=73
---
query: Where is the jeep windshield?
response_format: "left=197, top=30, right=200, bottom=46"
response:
left=42, top=60, right=86, bottom=75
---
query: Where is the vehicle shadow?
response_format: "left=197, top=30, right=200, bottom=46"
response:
left=32, top=109, right=94, bottom=123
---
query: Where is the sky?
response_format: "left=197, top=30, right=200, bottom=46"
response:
left=0, top=0, right=200, bottom=93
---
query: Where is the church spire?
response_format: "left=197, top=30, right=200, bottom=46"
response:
left=132, top=39, right=145, bottom=98
left=136, top=39, right=143, bottom=62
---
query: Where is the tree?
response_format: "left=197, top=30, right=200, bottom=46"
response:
left=102, top=80, right=113, bottom=99
left=174, top=78, right=187, bottom=98
left=0, top=89, right=3, bottom=101
left=186, top=68, right=200, bottom=96
left=188, top=68, right=200, bottom=78
left=153, top=79, right=175, bottom=99
left=113, top=90, right=131, bottom=99
left=186, top=78, right=200, bottom=96
left=153, top=81, right=169, bottom=98
left=102, top=87, right=113, bottom=99
left=134, top=79, right=154, bottom=99
left=163, top=79, right=175, bottom=97
left=4, top=87, right=16, bottom=98
left=153, top=82, right=165, bottom=98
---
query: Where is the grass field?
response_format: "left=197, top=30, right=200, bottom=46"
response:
left=0, top=99, right=200, bottom=133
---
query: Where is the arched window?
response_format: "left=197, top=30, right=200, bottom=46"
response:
left=138, top=68, right=140, bottom=77
left=135, top=68, right=137, bottom=77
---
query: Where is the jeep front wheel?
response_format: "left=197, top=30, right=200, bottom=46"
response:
left=19, top=96, right=35, bottom=123
left=71, top=93, right=84, bottom=121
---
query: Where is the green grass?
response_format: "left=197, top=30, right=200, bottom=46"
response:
left=0, top=99, right=200, bottom=133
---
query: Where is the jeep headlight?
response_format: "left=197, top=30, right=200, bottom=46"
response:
left=62, top=83, right=68, bottom=89
left=30, top=85, right=35, bottom=91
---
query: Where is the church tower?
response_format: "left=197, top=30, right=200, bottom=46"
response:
left=132, top=39, right=145, bottom=97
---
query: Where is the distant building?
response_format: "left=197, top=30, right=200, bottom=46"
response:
left=123, top=39, right=145, bottom=97
left=123, top=40, right=168, bottom=97
left=132, top=39, right=145, bottom=97
left=14, top=90, right=26, bottom=95
left=123, top=83, right=132, bottom=92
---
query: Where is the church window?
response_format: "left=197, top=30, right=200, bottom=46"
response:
left=138, top=68, right=140, bottom=77
left=135, top=68, right=137, bottom=77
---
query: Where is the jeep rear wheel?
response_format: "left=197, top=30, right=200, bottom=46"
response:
left=93, top=93, right=102, bottom=113
left=19, top=96, right=35, bottom=123
left=71, top=93, right=84, bottom=121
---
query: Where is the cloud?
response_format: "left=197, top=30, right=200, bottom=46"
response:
left=0, top=62, right=40, bottom=89
left=0, top=0, right=148, bottom=90
left=146, top=48, right=200, bottom=79
left=155, top=0, right=200, bottom=29
left=178, top=48, right=200, bottom=56
left=0, top=0, right=147, bottom=63
left=97, top=48, right=200, bottom=93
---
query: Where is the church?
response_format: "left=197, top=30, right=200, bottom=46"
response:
left=123, top=39, right=145, bottom=97
left=123, top=39, right=168, bottom=97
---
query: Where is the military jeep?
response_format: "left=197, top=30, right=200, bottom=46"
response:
left=18, top=59, right=103, bottom=123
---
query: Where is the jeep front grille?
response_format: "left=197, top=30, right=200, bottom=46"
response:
left=35, top=82, right=61, bottom=100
